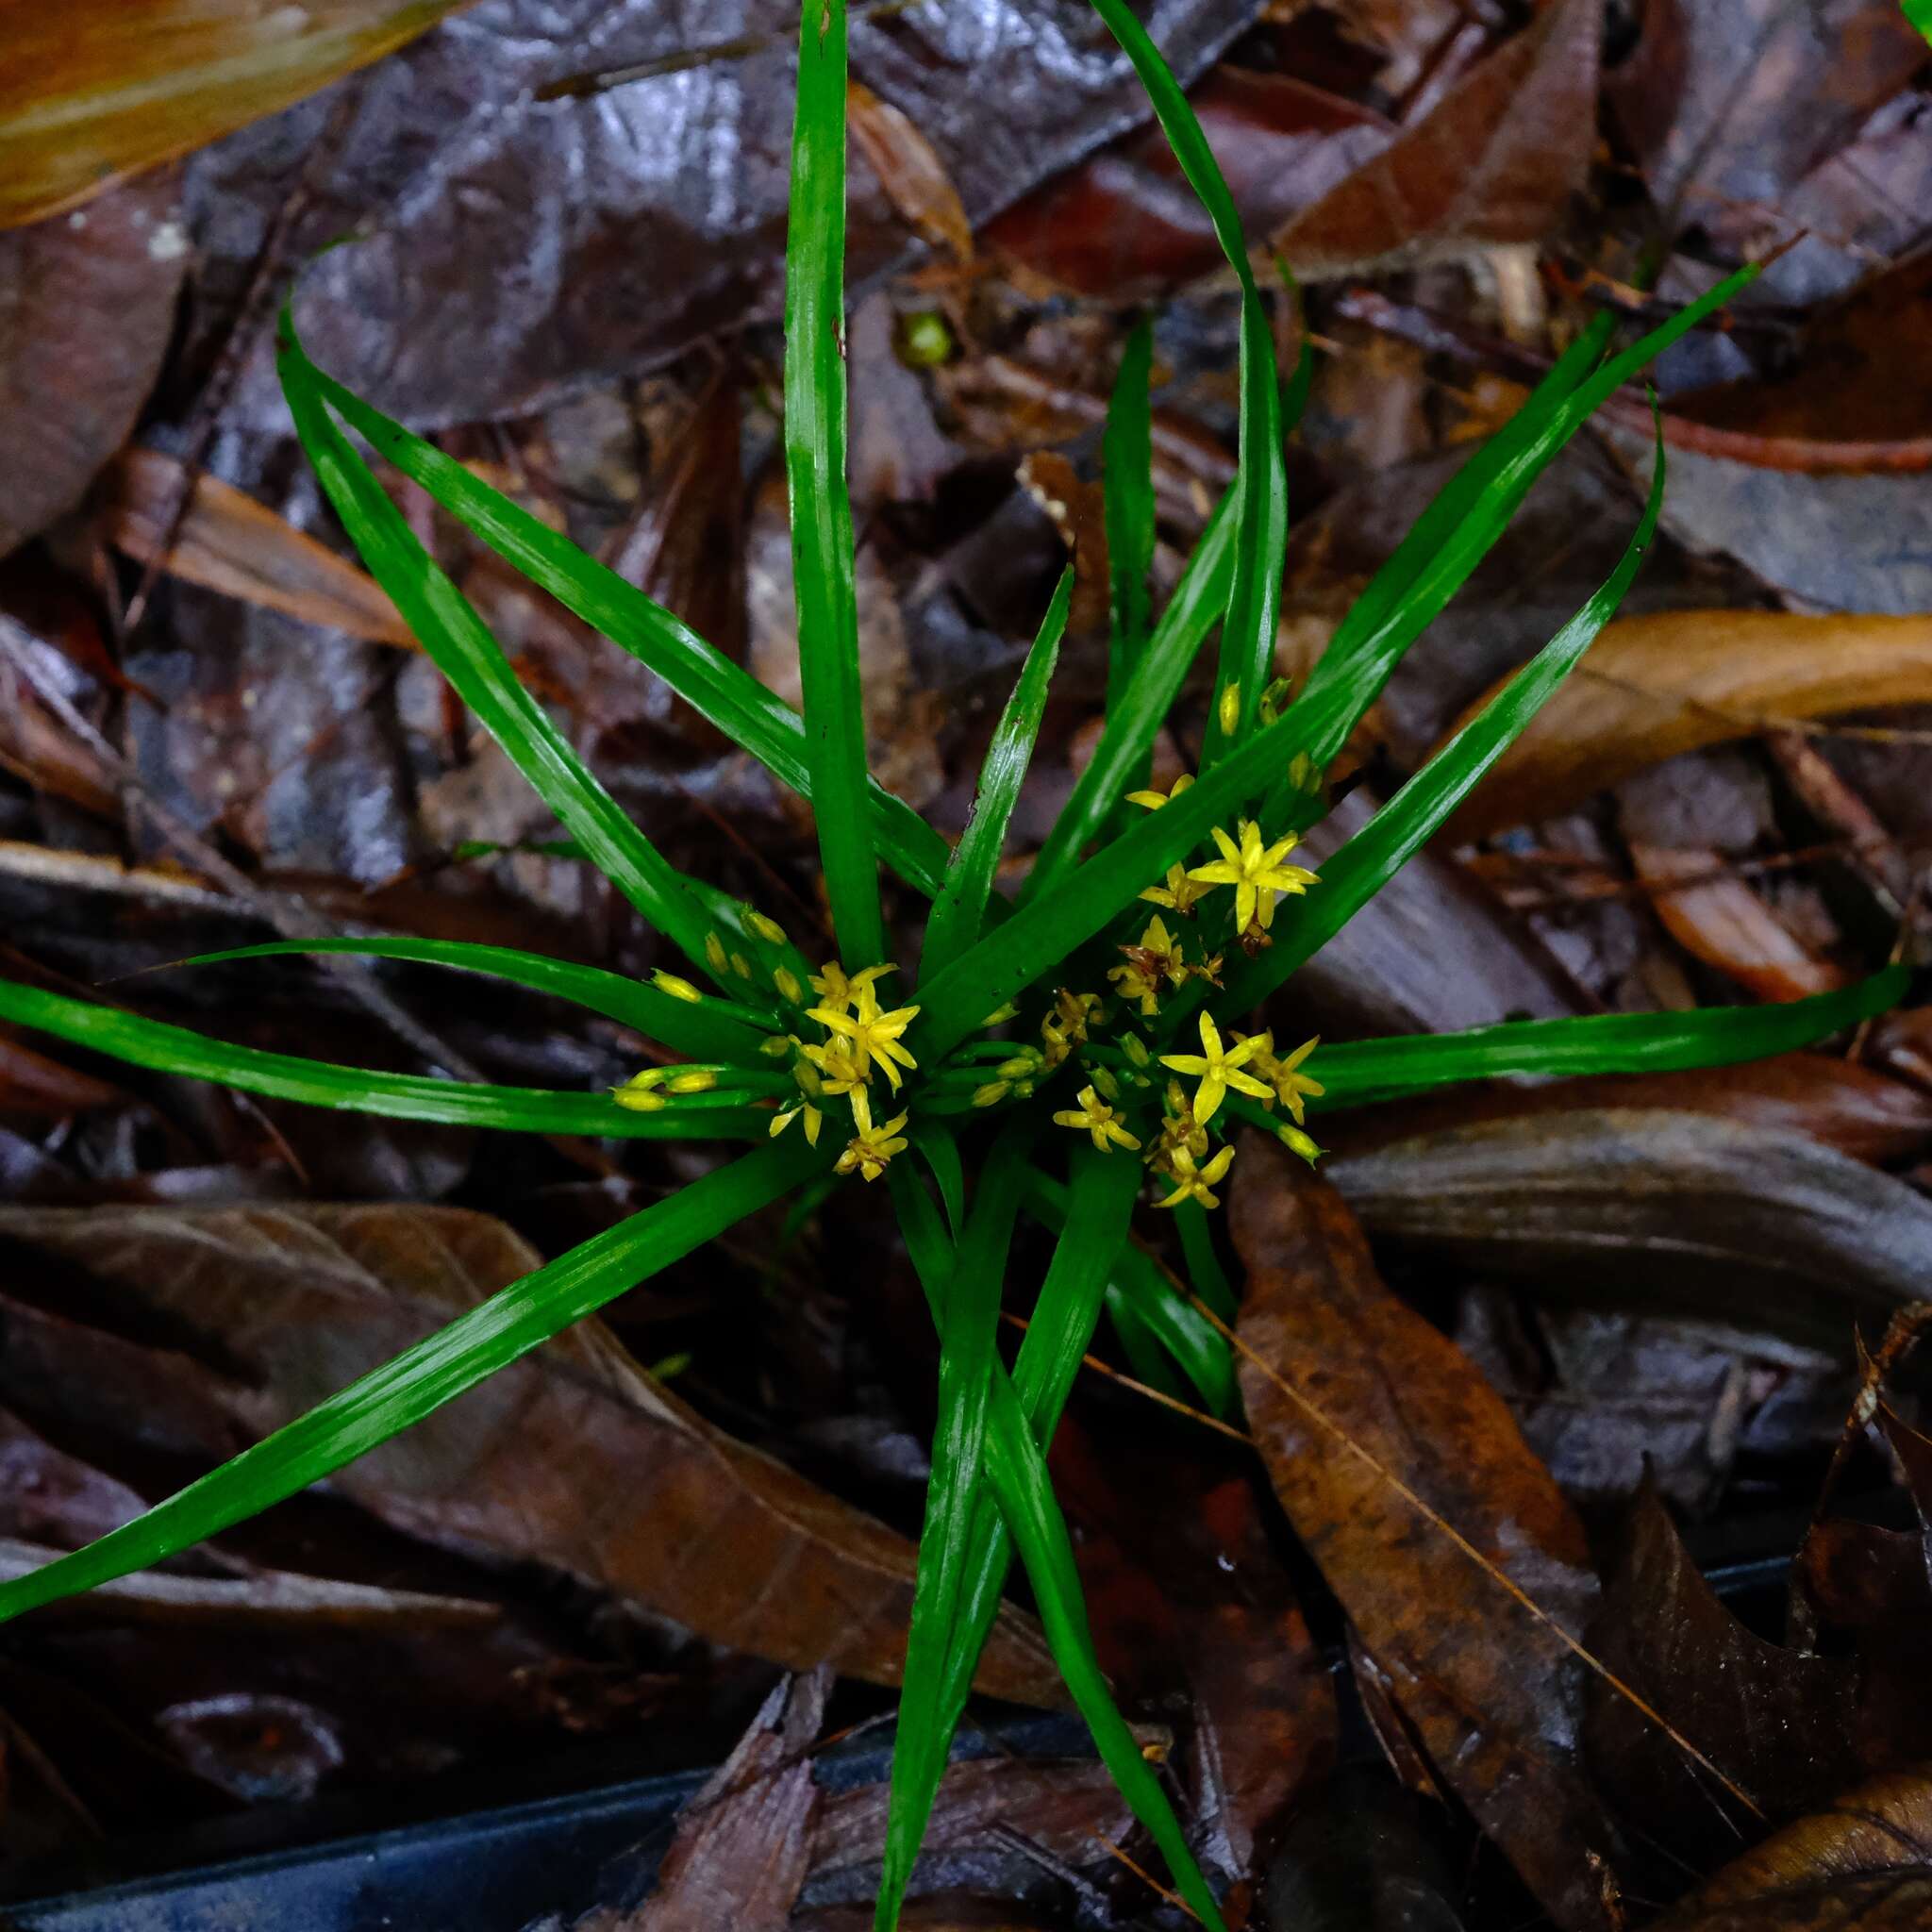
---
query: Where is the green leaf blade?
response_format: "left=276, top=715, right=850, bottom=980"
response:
left=922, top=570, right=1070, bottom=975
left=286, top=345, right=952, bottom=899
left=1309, top=968, right=1912, bottom=1108
left=276, top=325, right=722, bottom=979
left=1085, top=0, right=1282, bottom=769
left=171, top=938, right=773, bottom=1064
left=1225, top=400, right=1674, bottom=1016
left=1103, top=317, right=1156, bottom=724
left=0, top=1141, right=819, bottom=1625
left=0, top=980, right=775, bottom=1141
left=784, top=0, right=885, bottom=968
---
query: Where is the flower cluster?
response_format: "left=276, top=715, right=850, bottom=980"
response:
left=607, top=789, right=1324, bottom=1211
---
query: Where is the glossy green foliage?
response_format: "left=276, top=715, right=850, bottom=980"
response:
left=0, top=1141, right=819, bottom=1624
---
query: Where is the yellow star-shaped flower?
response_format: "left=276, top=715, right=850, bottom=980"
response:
left=1139, top=862, right=1212, bottom=916
left=1154, top=1142, right=1236, bottom=1210
left=1124, top=773, right=1193, bottom=811
left=1186, top=819, right=1319, bottom=932
left=809, top=981, right=921, bottom=1090
left=769, top=1101, right=824, bottom=1145
left=835, top=1088, right=909, bottom=1182
left=1159, top=1011, right=1274, bottom=1126
left=1052, top=1085, right=1142, bottom=1154
left=808, top=959, right=895, bottom=1014
left=1265, top=1033, right=1324, bottom=1124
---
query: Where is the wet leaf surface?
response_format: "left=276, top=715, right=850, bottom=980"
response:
left=1444, top=609, right=1932, bottom=840
left=1275, top=0, right=1603, bottom=277
left=1583, top=1482, right=1860, bottom=1871
left=0, top=1205, right=1063, bottom=1702
left=0, top=177, right=187, bottom=557
left=1653, top=1772, right=1932, bottom=1932
left=0, top=0, right=472, bottom=229
left=1231, top=1136, right=1621, bottom=1932
left=193, top=0, right=1268, bottom=428
left=99, top=448, right=414, bottom=647
left=1328, top=1110, right=1932, bottom=1356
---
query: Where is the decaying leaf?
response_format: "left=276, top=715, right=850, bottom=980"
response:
left=848, top=78, right=974, bottom=265
left=0, top=176, right=186, bottom=557
left=1328, top=1110, right=1932, bottom=1357
left=0, top=0, right=473, bottom=229
left=1653, top=1770, right=1932, bottom=1932
left=591, top=1667, right=828, bottom=1932
left=1274, top=0, right=1602, bottom=277
left=1231, top=1137, right=1623, bottom=1931
left=1324, top=1048, right=1932, bottom=1171
left=1441, top=610, right=1932, bottom=841
left=1584, top=1483, right=1859, bottom=1871
left=0, top=1205, right=1063, bottom=1703
left=1625, top=843, right=1851, bottom=1003
left=99, top=448, right=415, bottom=647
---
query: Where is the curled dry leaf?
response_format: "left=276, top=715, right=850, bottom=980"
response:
left=1583, top=1482, right=1860, bottom=1874
left=0, top=1205, right=1063, bottom=1704
left=1274, top=0, right=1602, bottom=278
left=1328, top=1110, right=1932, bottom=1356
left=1230, top=1136, right=1623, bottom=1932
left=1652, top=1770, right=1932, bottom=1932
left=1324, top=1045, right=1932, bottom=1170
left=100, top=448, right=415, bottom=647
left=0, top=0, right=473, bottom=229
left=1440, top=610, right=1932, bottom=841
left=0, top=176, right=186, bottom=557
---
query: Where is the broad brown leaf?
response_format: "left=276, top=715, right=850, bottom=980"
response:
left=1607, top=0, right=1924, bottom=225
left=99, top=449, right=415, bottom=647
left=1653, top=1771, right=1932, bottom=1932
left=0, top=1205, right=1062, bottom=1703
left=1584, top=1483, right=1860, bottom=1871
left=1231, top=1138, right=1623, bottom=1931
left=1441, top=611, right=1932, bottom=841
left=0, top=177, right=186, bottom=557
left=1324, top=1049, right=1932, bottom=1171
left=1328, top=1110, right=1932, bottom=1357
left=1274, top=0, right=1602, bottom=277
left=0, top=0, right=473, bottom=228
left=598, top=1667, right=828, bottom=1932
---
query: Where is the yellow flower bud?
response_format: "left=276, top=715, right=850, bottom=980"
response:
left=653, top=971, right=703, bottom=1003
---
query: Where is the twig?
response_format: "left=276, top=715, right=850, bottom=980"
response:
left=999, top=1309, right=1252, bottom=1444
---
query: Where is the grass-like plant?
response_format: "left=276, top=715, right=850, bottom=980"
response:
left=0, top=4, right=1907, bottom=1924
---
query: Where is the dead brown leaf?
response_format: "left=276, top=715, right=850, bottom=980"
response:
left=1323, top=1049, right=1932, bottom=1172
left=848, top=78, right=974, bottom=265
left=1654, top=1771, right=1932, bottom=1932
left=1626, top=843, right=1852, bottom=1003
left=0, top=177, right=186, bottom=557
left=1328, top=1109, right=1932, bottom=1357
left=1230, top=1137, right=1624, bottom=1931
left=591, top=1667, right=828, bottom=1932
left=1440, top=610, right=1932, bottom=841
left=0, top=1204, right=1063, bottom=1703
left=0, top=0, right=473, bottom=229
left=1584, top=1483, right=1861, bottom=1872
left=99, top=448, right=415, bottom=647
left=1274, top=0, right=1602, bottom=278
